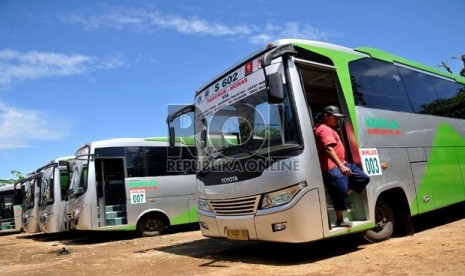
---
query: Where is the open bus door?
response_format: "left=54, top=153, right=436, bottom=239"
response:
left=298, top=62, right=369, bottom=229
left=96, top=158, right=127, bottom=227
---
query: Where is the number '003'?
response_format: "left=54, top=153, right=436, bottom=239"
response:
left=365, top=158, right=380, bottom=174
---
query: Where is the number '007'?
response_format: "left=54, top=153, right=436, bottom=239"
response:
left=132, top=194, right=144, bottom=203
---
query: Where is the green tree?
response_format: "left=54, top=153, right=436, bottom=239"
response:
left=10, top=170, right=25, bottom=181
left=460, top=54, right=465, bottom=77
left=420, top=87, right=465, bottom=119
left=0, top=170, right=25, bottom=186
left=439, top=54, right=465, bottom=77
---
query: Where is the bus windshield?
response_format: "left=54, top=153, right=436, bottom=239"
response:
left=23, top=180, right=35, bottom=209
left=68, top=155, right=89, bottom=197
left=39, top=167, right=54, bottom=206
left=195, top=59, right=300, bottom=173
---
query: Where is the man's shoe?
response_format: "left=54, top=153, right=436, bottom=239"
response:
left=337, top=218, right=353, bottom=228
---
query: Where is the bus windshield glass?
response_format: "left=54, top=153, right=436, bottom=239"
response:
left=23, top=180, right=35, bottom=209
left=68, top=154, right=89, bottom=197
left=39, top=167, right=54, bottom=205
left=195, top=56, right=300, bottom=170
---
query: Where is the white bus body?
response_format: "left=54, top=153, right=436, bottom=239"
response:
left=38, top=156, right=74, bottom=233
left=0, top=184, right=23, bottom=233
left=66, top=138, right=197, bottom=236
left=21, top=173, right=41, bottom=233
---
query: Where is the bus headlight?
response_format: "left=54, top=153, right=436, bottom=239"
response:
left=197, top=199, right=213, bottom=212
left=261, top=182, right=307, bottom=209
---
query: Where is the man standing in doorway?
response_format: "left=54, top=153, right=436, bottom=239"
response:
left=313, top=106, right=370, bottom=227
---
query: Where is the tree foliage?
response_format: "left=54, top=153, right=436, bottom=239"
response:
left=420, top=87, right=465, bottom=119
left=460, top=54, right=465, bottom=77
left=0, top=170, right=25, bottom=186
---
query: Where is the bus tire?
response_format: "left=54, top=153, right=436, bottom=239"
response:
left=364, top=200, right=394, bottom=243
left=137, top=214, right=167, bottom=237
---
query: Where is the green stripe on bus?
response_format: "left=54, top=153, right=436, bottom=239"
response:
left=101, top=225, right=137, bottom=231
left=410, top=123, right=465, bottom=215
left=170, top=207, right=198, bottom=225
left=145, top=136, right=196, bottom=146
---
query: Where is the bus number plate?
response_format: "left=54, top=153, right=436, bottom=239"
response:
left=226, top=229, right=249, bottom=240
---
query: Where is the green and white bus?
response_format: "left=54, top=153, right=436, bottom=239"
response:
left=38, top=156, right=74, bottom=233
left=65, top=138, right=197, bottom=236
left=168, top=39, right=465, bottom=243
left=21, top=172, right=41, bottom=233
left=0, top=183, right=23, bottom=233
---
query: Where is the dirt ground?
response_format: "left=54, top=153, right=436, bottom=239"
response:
left=1, top=203, right=465, bottom=276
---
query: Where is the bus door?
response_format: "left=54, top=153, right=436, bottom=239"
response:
left=298, top=62, right=368, bottom=228
left=0, top=191, right=14, bottom=231
left=95, top=158, right=127, bottom=227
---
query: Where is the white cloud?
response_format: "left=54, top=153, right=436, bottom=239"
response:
left=0, top=49, right=124, bottom=86
left=61, top=8, right=253, bottom=36
left=0, top=102, right=70, bottom=150
left=250, top=22, right=332, bottom=45
left=60, top=8, right=331, bottom=43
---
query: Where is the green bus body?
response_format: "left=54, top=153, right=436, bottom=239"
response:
left=169, top=39, right=465, bottom=243
left=296, top=41, right=465, bottom=216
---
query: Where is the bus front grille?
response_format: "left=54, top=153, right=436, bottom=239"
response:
left=209, top=196, right=260, bottom=216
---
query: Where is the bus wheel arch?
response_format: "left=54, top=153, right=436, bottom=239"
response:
left=137, top=211, right=170, bottom=237
left=364, top=188, right=412, bottom=243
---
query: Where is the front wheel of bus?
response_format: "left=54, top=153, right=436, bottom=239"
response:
left=138, top=214, right=167, bottom=237
left=364, top=200, right=394, bottom=243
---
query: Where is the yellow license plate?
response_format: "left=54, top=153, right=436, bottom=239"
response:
left=226, top=229, right=249, bottom=240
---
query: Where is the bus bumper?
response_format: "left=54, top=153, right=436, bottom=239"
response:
left=198, top=189, right=323, bottom=243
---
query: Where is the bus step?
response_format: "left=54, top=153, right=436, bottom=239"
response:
left=105, top=205, right=126, bottom=212
left=327, top=204, right=354, bottom=227
left=105, top=210, right=126, bottom=220
left=1, top=221, right=15, bottom=230
left=330, top=220, right=366, bottom=230
left=105, top=217, right=127, bottom=226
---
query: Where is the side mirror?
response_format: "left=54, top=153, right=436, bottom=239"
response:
left=169, top=126, right=175, bottom=148
left=67, top=160, right=74, bottom=173
left=166, top=104, right=195, bottom=148
left=268, top=72, right=284, bottom=103
left=76, top=187, right=85, bottom=196
left=260, top=44, right=297, bottom=104
left=65, top=189, right=74, bottom=200
left=200, top=129, right=207, bottom=147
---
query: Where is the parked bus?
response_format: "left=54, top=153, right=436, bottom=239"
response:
left=0, top=183, right=23, bottom=233
left=38, top=156, right=74, bottom=233
left=21, top=172, right=41, bottom=233
left=65, top=138, right=197, bottom=236
left=167, top=39, right=465, bottom=243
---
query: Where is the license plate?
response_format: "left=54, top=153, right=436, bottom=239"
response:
left=226, top=229, right=249, bottom=240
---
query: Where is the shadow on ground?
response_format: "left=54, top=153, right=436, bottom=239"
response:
left=150, top=202, right=465, bottom=266
left=16, top=223, right=199, bottom=245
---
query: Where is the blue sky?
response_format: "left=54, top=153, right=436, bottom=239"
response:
left=1, top=0, right=464, bottom=180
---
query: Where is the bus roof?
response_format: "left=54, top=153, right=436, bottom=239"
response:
left=195, top=38, right=465, bottom=94
left=36, top=155, right=75, bottom=173
left=0, top=184, right=14, bottom=193
left=78, top=137, right=192, bottom=151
